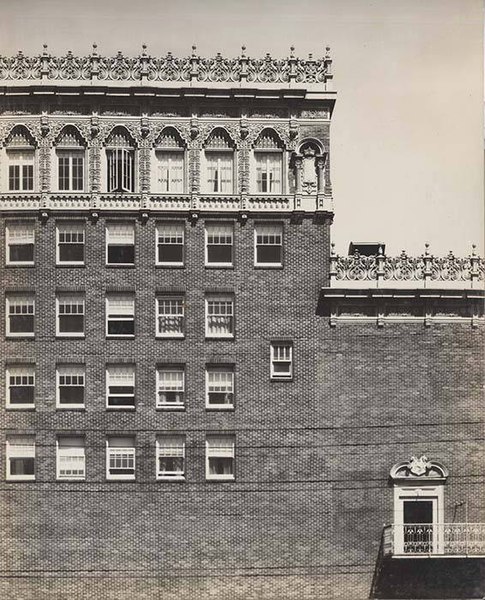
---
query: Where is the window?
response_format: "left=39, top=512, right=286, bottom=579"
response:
left=5, top=126, right=35, bottom=192
left=206, top=367, right=234, bottom=409
left=6, top=223, right=34, bottom=265
left=156, top=222, right=184, bottom=266
left=206, top=435, right=235, bottom=481
left=106, top=223, right=135, bottom=265
left=6, top=365, right=35, bottom=408
left=205, top=295, right=234, bottom=338
left=270, top=342, right=293, bottom=380
left=106, top=295, right=135, bottom=337
left=255, top=223, right=283, bottom=266
left=154, top=128, right=185, bottom=193
left=6, top=295, right=34, bottom=337
left=156, top=435, right=185, bottom=479
left=106, top=436, right=135, bottom=480
left=156, top=296, right=184, bottom=338
left=106, top=127, right=135, bottom=193
left=6, top=435, right=35, bottom=481
left=56, top=295, right=85, bottom=336
left=56, top=222, right=85, bottom=264
left=57, top=365, right=85, bottom=409
left=255, top=153, right=282, bottom=194
left=205, top=223, right=233, bottom=266
left=204, top=128, right=234, bottom=194
left=56, top=436, right=85, bottom=480
left=106, top=365, right=135, bottom=409
left=156, top=367, right=185, bottom=409
left=57, top=152, right=84, bottom=191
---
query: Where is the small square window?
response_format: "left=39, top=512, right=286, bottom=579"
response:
left=205, top=295, right=234, bottom=338
left=56, top=436, right=85, bottom=480
left=57, top=365, right=85, bottom=409
left=157, top=367, right=185, bottom=409
left=57, top=222, right=85, bottom=264
left=6, top=223, right=34, bottom=265
left=106, top=365, right=135, bottom=409
left=206, top=368, right=234, bottom=409
left=6, top=435, right=35, bottom=481
left=255, top=223, right=283, bottom=266
left=6, top=365, right=35, bottom=409
left=156, top=222, right=184, bottom=266
left=56, top=295, right=85, bottom=337
left=270, top=342, right=293, bottom=380
left=206, top=435, right=235, bottom=481
left=106, top=223, right=135, bottom=265
left=6, top=295, right=35, bottom=337
left=156, top=296, right=184, bottom=338
left=156, top=435, right=185, bottom=479
left=106, top=295, right=135, bottom=337
left=106, top=436, right=135, bottom=480
left=205, top=223, right=233, bottom=266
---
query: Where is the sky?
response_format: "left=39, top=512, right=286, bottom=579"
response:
left=1, top=0, right=483, bottom=255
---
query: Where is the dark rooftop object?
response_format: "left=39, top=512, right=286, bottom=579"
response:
left=348, top=242, right=385, bottom=256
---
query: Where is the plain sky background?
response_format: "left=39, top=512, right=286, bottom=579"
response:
left=1, top=0, right=483, bottom=255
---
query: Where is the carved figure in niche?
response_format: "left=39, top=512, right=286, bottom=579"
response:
left=298, top=141, right=321, bottom=195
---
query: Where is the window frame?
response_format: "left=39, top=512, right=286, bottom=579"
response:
left=156, top=435, right=186, bottom=480
left=56, top=436, right=86, bottom=481
left=106, top=147, right=135, bottom=193
left=56, top=222, right=85, bottom=265
left=106, top=365, right=136, bottom=410
left=254, top=223, right=284, bottom=268
left=105, top=222, right=135, bottom=266
left=56, top=294, right=85, bottom=338
left=205, top=222, right=234, bottom=267
left=154, top=149, right=185, bottom=194
left=6, top=365, right=35, bottom=410
left=156, top=222, right=185, bottom=267
left=156, top=296, right=185, bottom=339
left=106, top=294, right=135, bottom=338
left=206, top=435, right=235, bottom=481
left=270, top=341, right=294, bottom=380
left=204, top=150, right=235, bottom=194
left=56, top=365, right=85, bottom=410
left=106, top=436, right=136, bottom=481
left=6, top=295, right=35, bottom=338
left=57, top=149, right=85, bottom=192
left=205, top=295, right=235, bottom=339
left=5, top=222, right=35, bottom=266
left=156, top=366, right=185, bottom=410
left=205, top=367, right=235, bottom=410
left=254, top=150, right=283, bottom=194
left=7, top=149, right=35, bottom=192
left=6, top=435, right=35, bottom=481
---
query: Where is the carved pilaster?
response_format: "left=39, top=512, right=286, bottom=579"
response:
left=294, top=155, right=303, bottom=194
left=316, top=155, right=326, bottom=194
left=39, top=115, right=50, bottom=194
left=89, top=115, right=101, bottom=193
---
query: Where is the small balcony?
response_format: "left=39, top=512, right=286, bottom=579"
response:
left=383, top=523, right=485, bottom=557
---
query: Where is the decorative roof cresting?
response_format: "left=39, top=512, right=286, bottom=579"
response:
left=0, top=44, right=333, bottom=87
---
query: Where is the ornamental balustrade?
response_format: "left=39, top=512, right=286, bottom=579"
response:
left=383, top=523, right=485, bottom=556
left=330, top=245, right=484, bottom=289
left=0, top=45, right=333, bottom=87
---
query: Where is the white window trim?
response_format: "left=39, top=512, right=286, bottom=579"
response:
left=106, top=365, right=136, bottom=410
left=206, top=436, right=235, bottom=481
left=56, top=295, right=85, bottom=338
left=156, top=436, right=186, bottom=480
left=106, top=438, right=136, bottom=481
left=205, top=368, right=234, bottom=410
left=203, top=149, right=235, bottom=195
left=106, top=147, right=136, bottom=193
left=56, top=365, right=85, bottom=410
left=56, top=148, right=86, bottom=193
left=56, top=222, right=85, bottom=265
left=5, top=222, right=35, bottom=266
left=56, top=437, right=86, bottom=481
left=156, top=296, right=185, bottom=339
left=204, top=222, right=234, bottom=267
left=205, top=295, right=235, bottom=339
left=156, top=222, right=185, bottom=266
left=6, top=295, right=35, bottom=338
left=270, top=342, right=293, bottom=380
left=156, top=367, right=185, bottom=410
left=253, top=149, right=285, bottom=195
left=6, top=148, right=36, bottom=193
left=6, top=436, right=35, bottom=481
left=6, top=365, right=35, bottom=409
left=105, top=295, right=135, bottom=338
left=254, top=223, right=283, bottom=268
left=153, top=149, right=186, bottom=194
left=105, top=223, right=135, bottom=266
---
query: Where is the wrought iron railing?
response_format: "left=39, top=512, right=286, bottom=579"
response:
left=0, top=45, right=333, bottom=86
left=383, top=523, right=485, bottom=556
left=330, top=245, right=484, bottom=289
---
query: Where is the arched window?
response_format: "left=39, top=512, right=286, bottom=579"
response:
left=105, top=127, right=135, bottom=193
left=204, top=128, right=234, bottom=194
left=154, top=128, right=185, bottom=194
left=253, top=129, right=284, bottom=194
left=5, top=126, right=36, bottom=192
left=55, top=126, right=86, bottom=192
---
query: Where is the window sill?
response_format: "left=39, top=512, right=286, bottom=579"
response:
left=56, top=406, right=86, bottom=411
left=6, top=477, right=36, bottom=482
left=156, top=335, right=185, bottom=340
left=106, top=335, right=135, bottom=340
left=6, top=405, right=35, bottom=411
left=157, top=476, right=186, bottom=482
left=156, top=405, right=186, bottom=411
left=105, top=264, right=136, bottom=268
left=6, top=335, right=35, bottom=340
left=56, top=334, right=85, bottom=339
left=106, top=477, right=136, bottom=482
left=106, top=406, right=136, bottom=411
left=206, top=476, right=235, bottom=482
left=270, top=377, right=293, bottom=382
left=206, top=406, right=235, bottom=411
left=205, top=336, right=235, bottom=341
left=5, top=263, right=35, bottom=268
left=56, top=477, right=86, bottom=482
left=56, top=263, right=86, bottom=268
left=254, top=264, right=284, bottom=270
left=205, top=264, right=234, bottom=270
left=156, top=264, right=185, bottom=269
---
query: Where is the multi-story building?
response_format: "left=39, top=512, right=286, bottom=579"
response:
left=0, top=46, right=483, bottom=600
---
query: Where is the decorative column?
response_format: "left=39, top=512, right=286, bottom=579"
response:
left=189, top=116, right=200, bottom=219
left=39, top=114, right=50, bottom=217
left=89, top=114, right=101, bottom=216
left=139, top=116, right=150, bottom=213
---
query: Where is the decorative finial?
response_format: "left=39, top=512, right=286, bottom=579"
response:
left=330, top=242, right=335, bottom=256
left=191, top=44, right=197, bottom=57
left=290, top=45, right=295, bottom=58
left=378, top=245, right=383, bottom=256
left=424, top=242, right=430, bottom=255
left=325, top=45, right=331, bottom=57
left=471, top=244, right=476, bottom=256
left=142, top=43, right=147, bottom=55
left=241, top=45, right=246, bottom=58
left=42, top=44, right=48, bottom=54
left=308, top=53, right=313, bottom=60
